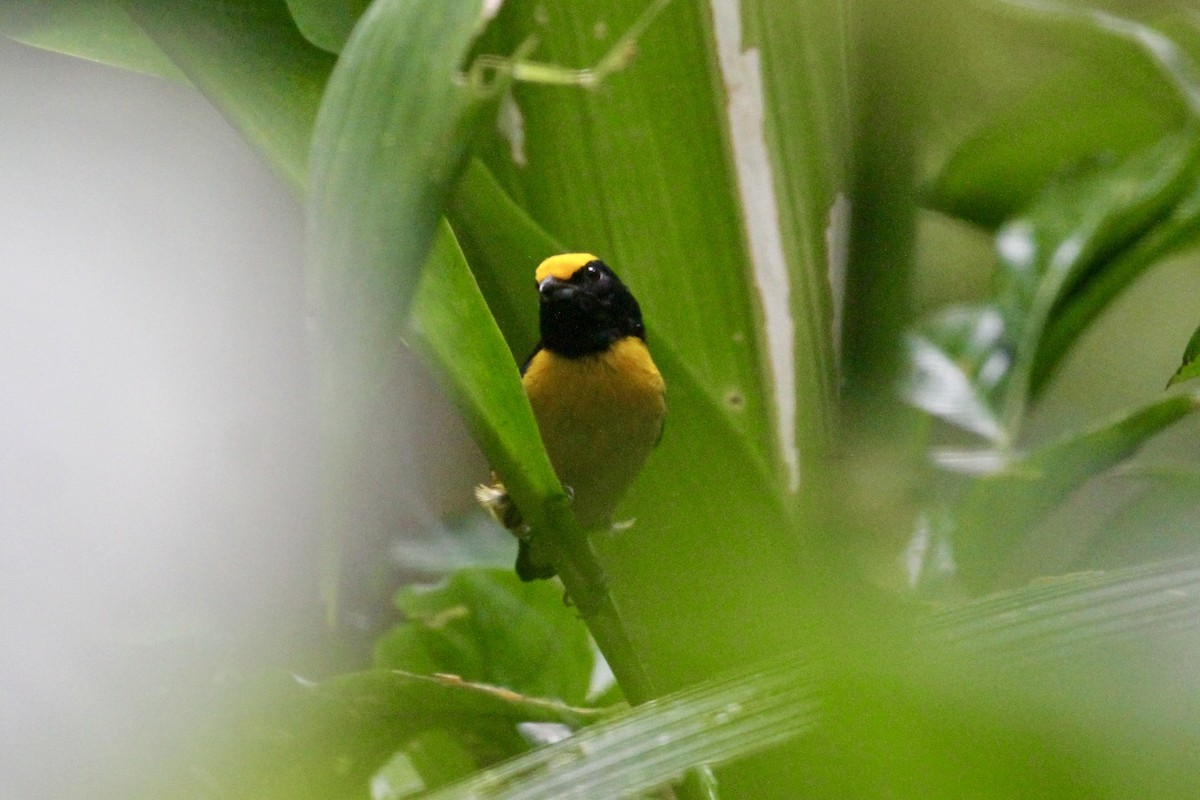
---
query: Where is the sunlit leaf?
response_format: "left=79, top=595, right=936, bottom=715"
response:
left=373, top=568, right=595, bottom=705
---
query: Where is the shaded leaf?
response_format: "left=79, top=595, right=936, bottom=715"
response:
left=992, top=130, right=1200, bottom=423
left=1167, top=320, right=1200, bottom=387
left=374, top=568, right=595, bottom=706
left=406, top=226, right=657, bottom=702
left=405, top=224, right=567, bottom=561
left=123, top=0, right=335, bottom=193
left=192, top=669, right=602, bottom=800
left=0, top=0, right=184, bottom=80
left=927, top=67, right=1184, bottom=229
left=929, top=555, right=1200, bottom=667
left=954, top=392, right=1200, bottom=589
left=285, top=0, right=370, bottom=53
left=925, top=3, right=1200, bottom=228
left=392, top=511, right=515, bottom=576
left=1079, top=467, right=1200, bottom=568
left=472, top=0, right=842, bottom=481
left=1035, top=166, right=1200, bottom=393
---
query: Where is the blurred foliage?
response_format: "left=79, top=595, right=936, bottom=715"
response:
left=8, top=0, right=1200, bottom=798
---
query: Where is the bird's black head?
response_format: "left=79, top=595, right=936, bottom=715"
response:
left=535, top=254, right=645, bottom=358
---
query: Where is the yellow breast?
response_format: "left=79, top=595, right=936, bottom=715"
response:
left=522, top=337, right=665, bottom=528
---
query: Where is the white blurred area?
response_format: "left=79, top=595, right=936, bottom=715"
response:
left=0, top=36, right=481, bottom=798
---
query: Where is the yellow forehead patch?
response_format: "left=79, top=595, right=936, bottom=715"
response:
left=535, top=253, right=599, bottom=284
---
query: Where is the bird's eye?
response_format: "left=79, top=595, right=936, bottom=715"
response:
left=583, top=263, right=601, bottom=281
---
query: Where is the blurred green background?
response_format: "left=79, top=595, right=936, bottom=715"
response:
left=4, top=0, right=1200, bottom=798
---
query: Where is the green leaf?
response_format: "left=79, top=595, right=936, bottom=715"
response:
left=993, top=130, right=1200, bottom=426
left=374, top=568, right=595, bottom=705
left=1167, top=320, right=1200, bottom=387
left=122, top=0, right=335, bottom=193
left=925, top=4, right=1200, bottom=229
left=953, top=392, right=1200, bottom=589
left=305, top=0, right=499, bottom=618
left=421, top=653, right=820, bottom=800
left=930, top=555, right=1200, bottom=665
left=193, top=669, right=603, bottom=800
left=1035, top=167, right=1200, bottom=393
left=0, top=0, right=185, bottom=80
left=376, top=729, right=479, bottom=799
left=927, top=66, right=1185, bottom=229
left=284, top=0, right=370, bottom=53
left=1082, top=468, right=1200, bottom=565
left=405, top=224, right=566, bottom=552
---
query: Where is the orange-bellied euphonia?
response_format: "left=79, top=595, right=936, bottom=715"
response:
left=478, top=253, right=666, bottom=581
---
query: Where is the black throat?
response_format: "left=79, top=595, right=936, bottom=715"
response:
left=538, top=262, right=645, bottom=359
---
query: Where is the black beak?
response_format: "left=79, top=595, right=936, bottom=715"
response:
left=538, top=275, right=574, bottom=300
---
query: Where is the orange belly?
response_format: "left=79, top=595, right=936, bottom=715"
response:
left=522, top=337, right=665, bottom=528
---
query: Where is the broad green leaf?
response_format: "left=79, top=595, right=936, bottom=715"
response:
left=926, top=3, right=1200, bottom=228
left=447, top=160, right=549, bottom=361
left=953, top=392, right=1200, bottom=589
left=927, top=66, right=1184, bottom=229
left=722, top=0, right=849, bottom=466
left=1081, top=468, right=1200, bottom=564
left=1036, top=168, right=1200, bottom=393
left=190, top=669, right=603, bottom=800
left=1169, top=322, right=1200, bottom=387
left=373, top=568, right=595, bottom=705
left=0, top=0, right=184, bottom=80
left=123, top=0, right=335, bottom=193
left=446, top=160, right=814, bottom=696
left=993, top=130, right=1200, bottom=427
left=421, top=653, right=819, bottom=800
left=285, top=0, right=370, bottom=53
left=306, top=0, right=499, bottom=617
left=930, top=555, right=1200, bottom=666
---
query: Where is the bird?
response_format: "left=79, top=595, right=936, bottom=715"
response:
left=477, top=253, right=666, bottom=581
